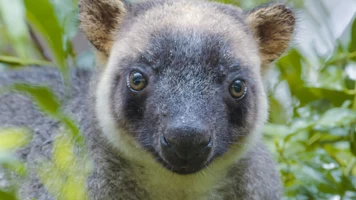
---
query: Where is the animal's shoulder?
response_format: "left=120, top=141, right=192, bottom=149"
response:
left=225, top=142, right=282, bottom=199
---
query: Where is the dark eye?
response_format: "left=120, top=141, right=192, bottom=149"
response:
left=229, top=79, right=247, bottom=99
left=128, top=71, right=147, bottom=91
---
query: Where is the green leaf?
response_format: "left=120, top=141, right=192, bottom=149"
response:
left=0, top=154, right=28, bottom=177
left=24, top=0, right=67, bottom=72
left=318, top=108, right=356, bottom=127
left=264, top=124, right=290, bottom=137
left=0, top=55, right=53, bottom=67
left=348, top=17, right=356, bottom=56
left=3, top=84, right=85, bottom=147
left=8, top=84, right=61, bottom=116
left=0, top=128, right=31, bottom=151
left=350, top=127, right=356, bottom=157
left=51, top=0, right=78, bottom=39
left=214, top=0, right=240, bottom=6
left=276, top=49, right=304, bottom=88
left=53, top=133, right=76, bottom=172
left=0, top=190, right=17, bottom=200
left=59, top=116, right=83, bottom=145
left=269, top=93, right=290, bottom=124
left=38, top=132, right=91, bottom=200
left=37, top=161, right=65, bottom=199
left=295, top=87, right=353, bottom=107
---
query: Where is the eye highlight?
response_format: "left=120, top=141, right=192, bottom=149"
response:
left=229, top=79, right=247, bottom=99
left=128, top=71, right=147, bottom=91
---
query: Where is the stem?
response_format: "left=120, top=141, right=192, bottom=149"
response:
left=346, top=159, right=356, bottom=176
left=327, top=51, right=356, bottom=65
left=353, top=81, right=356, bottom=111
left=318, top=137, right=348, bottom=145
left=28, top=25, right=51, bottom=61
left=0, top=55, right=53, bottom=67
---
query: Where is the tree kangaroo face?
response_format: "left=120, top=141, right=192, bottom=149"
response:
left=111, top=31, right=263, bottom=174
left=83, top=0, right=295, bottom=175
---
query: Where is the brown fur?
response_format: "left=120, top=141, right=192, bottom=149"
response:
left=79, top=0, right=126, bottom=56
left=246, top=3, right=296, bottom=70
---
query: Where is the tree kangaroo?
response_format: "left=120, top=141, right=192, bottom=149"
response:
left=0, top=0, right=295, bottom=199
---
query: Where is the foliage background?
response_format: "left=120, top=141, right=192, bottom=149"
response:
left=0, top=0, right=356, bottom=199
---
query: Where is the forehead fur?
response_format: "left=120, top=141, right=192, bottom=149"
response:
left=109, top=0, right=261, bottom=74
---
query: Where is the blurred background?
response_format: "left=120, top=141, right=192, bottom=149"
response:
left=0, top=0, right=356, bottom=199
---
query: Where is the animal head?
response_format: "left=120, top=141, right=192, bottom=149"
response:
left=80, top=0, right=295, bottom=175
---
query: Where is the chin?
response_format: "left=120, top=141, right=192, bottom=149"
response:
left=158, top=157, right=214, bottom=175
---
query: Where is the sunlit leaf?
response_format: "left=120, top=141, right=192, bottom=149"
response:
left=53, top=133, right=76, bottom=172
left=346, top=64, right=356, bottom=81
left=318, top=108, right=356, bottom=127
left=0, top=128, right=31, bottom=151
left=61, top=176, right=87, bottom=200
left=38, top=130, right=91, bottom=200
left=37, top=161, right=65, bottom=198
left=264, top=124, right=290, bottom=137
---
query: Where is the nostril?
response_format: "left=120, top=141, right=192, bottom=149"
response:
left=207, top=137, right=213, bottom=148
left=161, top=136, right=170, bottom=147
left=199, top=136, right=213, bottom=148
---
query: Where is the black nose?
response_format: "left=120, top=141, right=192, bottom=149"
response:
left=160, top=124, right=212, bottom=170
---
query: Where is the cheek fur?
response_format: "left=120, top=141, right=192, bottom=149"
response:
left=111, top=80, right=163, bottom=153
left=111, top=75, right=148, bottom=125
left=122, top=92, right=147, bottom=121
left=225, top=82, right=260, bottom=141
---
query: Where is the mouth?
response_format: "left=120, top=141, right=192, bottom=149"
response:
left=146, top=147, right=213, bottom=174
left=151, top=150, right=214, bottom=174
left=160, top=159, right=210, bottom=174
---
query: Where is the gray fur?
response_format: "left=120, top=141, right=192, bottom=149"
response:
left=0, top=0, right=294, bottom=199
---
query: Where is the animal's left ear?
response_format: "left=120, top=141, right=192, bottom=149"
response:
left=246, top=4, right=296, bottom=68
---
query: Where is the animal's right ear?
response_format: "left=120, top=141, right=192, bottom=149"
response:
left=79, top=0, right=126, bottom=56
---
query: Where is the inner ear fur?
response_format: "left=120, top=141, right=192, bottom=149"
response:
left=246, top=3, right=296, bottom=68
left=79, top=0, right=126, bottom=56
